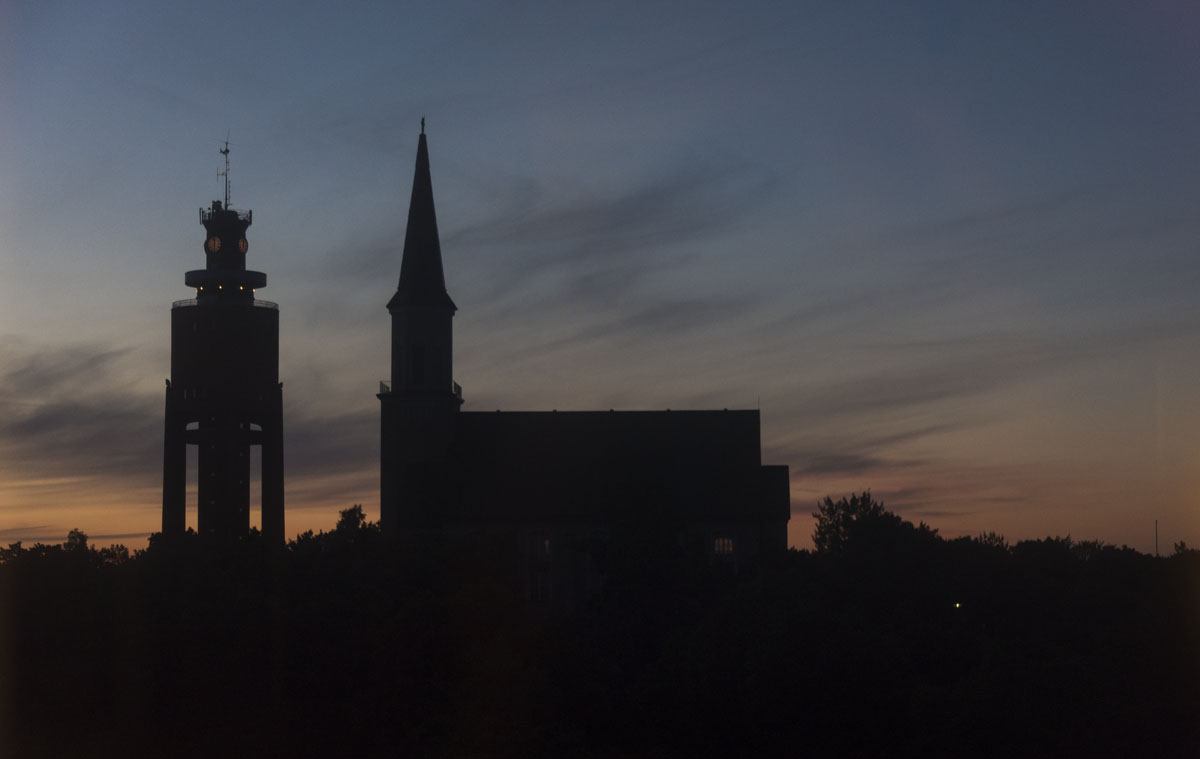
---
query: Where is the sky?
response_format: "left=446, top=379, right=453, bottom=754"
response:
left=2, top=0, right=1199, bottom=551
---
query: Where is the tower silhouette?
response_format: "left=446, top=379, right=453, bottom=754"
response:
left=162, top=149, right=284, bottom=541
left=379, top=125, right=462, bottom=535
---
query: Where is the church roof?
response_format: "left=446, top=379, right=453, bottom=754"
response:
left=427, top=410, right=784, bottom=524
left=389, top=128, right=456, bottom=311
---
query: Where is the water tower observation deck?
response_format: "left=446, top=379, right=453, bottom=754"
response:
left=184, top=200, right=267, bottom=302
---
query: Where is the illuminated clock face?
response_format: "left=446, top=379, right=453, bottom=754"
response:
left=205, top=236, right=222, bottom=253
left=238, top=238, right=248, bottom=254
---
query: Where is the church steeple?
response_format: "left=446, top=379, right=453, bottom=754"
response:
left=384, top=124, right=461, bottom=402
left=389, top=124, right=456, bottom=312
left=380, top=123, right=462, bottom=537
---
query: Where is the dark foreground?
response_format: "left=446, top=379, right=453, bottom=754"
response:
left=2, top=497, right=1198, bottom=758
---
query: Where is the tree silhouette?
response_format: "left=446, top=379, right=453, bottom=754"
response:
left=2, top=499, right=1198, bottom=757
left=335, top=504, right=367, bottom=533
left=811, top=490, right=937, bottom=555
left=65, top=528, right=88, bottom=552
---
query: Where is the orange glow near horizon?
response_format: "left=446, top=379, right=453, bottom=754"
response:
left=5, top=461, right=1198, bottom=555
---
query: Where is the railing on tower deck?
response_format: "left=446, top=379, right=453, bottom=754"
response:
left=377, top=380, right=463, bottom=398
left=171, top=299, right=277, bottom=310
left=200, top=207, right=253, bottom=224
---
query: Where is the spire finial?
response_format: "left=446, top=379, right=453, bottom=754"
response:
left=420, top=116, right=425, bottom=135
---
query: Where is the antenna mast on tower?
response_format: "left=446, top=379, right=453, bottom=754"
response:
left=218, top=133, right=231, bottom=208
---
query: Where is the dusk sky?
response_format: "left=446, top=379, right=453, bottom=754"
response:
left=2, top=1, right=1199, bottom=551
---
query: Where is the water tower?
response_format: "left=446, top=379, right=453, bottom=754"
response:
left=162, top=144, right=283, bottom=541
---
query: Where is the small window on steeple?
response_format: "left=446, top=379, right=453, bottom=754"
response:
left=410, top=346, right=425, bottom=386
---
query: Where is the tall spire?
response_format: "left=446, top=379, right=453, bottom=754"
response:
left=389, top=126, right=455, bottom=311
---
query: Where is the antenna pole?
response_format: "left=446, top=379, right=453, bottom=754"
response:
left=1155, top=519, right=1159, bottom=557
left=219, top=135, right=231, bottom=208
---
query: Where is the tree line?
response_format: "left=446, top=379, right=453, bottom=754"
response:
left=1, top=494, right=1197, bottom=757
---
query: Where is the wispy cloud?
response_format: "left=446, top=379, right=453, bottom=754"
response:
left=778, top=319, right=1194, bottom=426
left=0, top=524, right=50, bottom=538
left=284, top=406, right=377, bottom=479
left=446, top=159, right=781, bottom=305
left=0, top=339, right=161, bottom=481
left=778, top=423, right=961, bottom=478
left=0, top=338, right=379, bottom=525
left=1, top=341, right=133, bottom=398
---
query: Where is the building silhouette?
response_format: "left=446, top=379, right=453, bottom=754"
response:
left=162, top=154, right=284, bottom=542
left=379, top=128, right=790, bottom=602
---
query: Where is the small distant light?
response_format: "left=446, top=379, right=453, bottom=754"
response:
left=954, top=602, right=962, bottom=609
left=218, top=285, right=223, bottom=290
left=239, top=285, right=244, bottom=291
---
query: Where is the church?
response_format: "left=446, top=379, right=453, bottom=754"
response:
left=379, top=128, right=791, bottom=603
